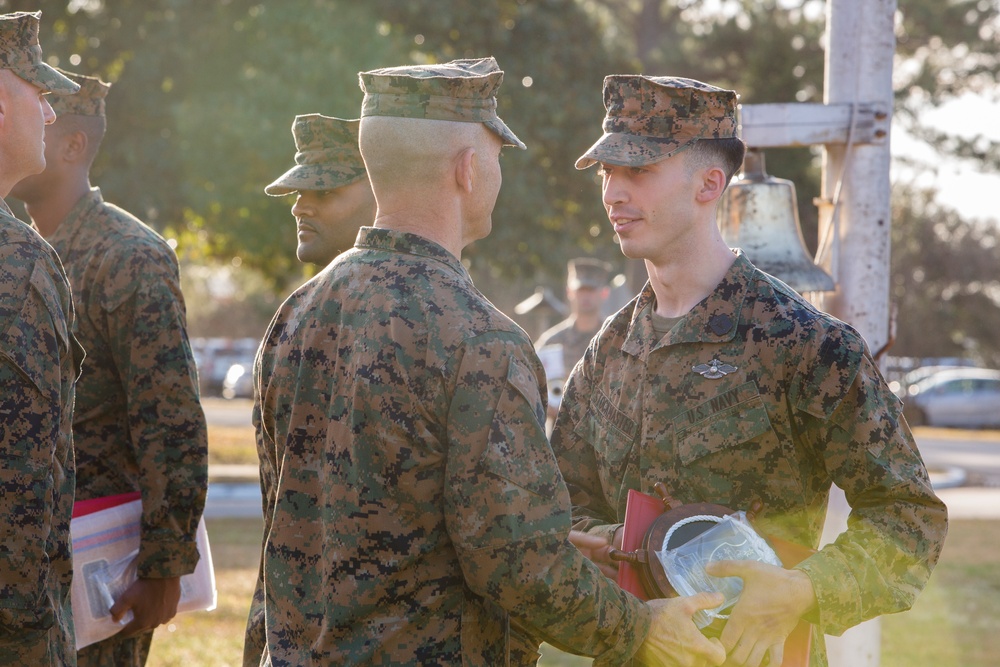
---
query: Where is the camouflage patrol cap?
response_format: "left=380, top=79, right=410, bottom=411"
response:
left=358, top=56, right=526, bottom=149
left=576, top=75, right=738, bottom=169
left=265, top=114, right=367, bottom=196
left=48, top=69, right=110, bottom=117
left=0, top=12, right=78, bottom=94
left=567, top=257, right=612, bottom=290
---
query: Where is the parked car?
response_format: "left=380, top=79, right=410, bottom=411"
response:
left=192, top=337, right=258, bottom=396
left=889, top=364, right=982, bottom=398
left=222, top=363, right=254, bottom=400
left=902, top=368, right=1000, bottom=428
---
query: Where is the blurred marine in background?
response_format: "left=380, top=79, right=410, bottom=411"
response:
left=11, top=68, right=208, bottom=667
left=0, top=11, right=81, bottom=666
left=535, top=257, right=612, bottom=421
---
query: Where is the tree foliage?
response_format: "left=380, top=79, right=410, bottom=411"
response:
left=891, top=181, right=1000, bottom=367
left=3, top=0, right=998, bottom=358
left=366, top=0, right=632, bottom=287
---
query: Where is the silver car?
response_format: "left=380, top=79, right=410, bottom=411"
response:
left=903, top=368, right=1000, bottom=428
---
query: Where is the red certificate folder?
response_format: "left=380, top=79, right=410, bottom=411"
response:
left=616, top=489, right=663, bottom=600
left=615, top=488, right=813, bottom=667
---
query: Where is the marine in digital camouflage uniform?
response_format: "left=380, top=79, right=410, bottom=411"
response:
left=536, top=258, right=613, bottom=420
left=552, top=74, right=949, bottom=666
left=537, top=258, right=614, bottom=372
left=11, top=68, right=208, bottom=667
left=264, top=114, right=375, bottom=266
left=245, top=58, right=727, bottom=667
left=0, top=11, right=82, bottom=666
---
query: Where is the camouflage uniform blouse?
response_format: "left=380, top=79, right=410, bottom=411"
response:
left=47, top=188, right=207, bottom=578
left=246, top=228, right=650, bottom=667
left=551, top=252, right=948, bottom=667
left=0, top=202, right=80, bottom=665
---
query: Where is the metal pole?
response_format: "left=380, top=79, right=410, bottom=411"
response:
left=817, top=1, right=897, bottom=665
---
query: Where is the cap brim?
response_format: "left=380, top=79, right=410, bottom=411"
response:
left=574, top=132, right=690, bottom=169
left=13, top=62, right=80, bottom=94
left=485, top=117, right=526, bottom=150
left=264, top=164, right=367, bottom=197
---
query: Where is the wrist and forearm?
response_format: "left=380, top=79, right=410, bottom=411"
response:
left=459, top=531, right=651, bottom=666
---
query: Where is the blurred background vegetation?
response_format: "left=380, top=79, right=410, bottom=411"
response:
left=5, top=0, right=999, bottom=365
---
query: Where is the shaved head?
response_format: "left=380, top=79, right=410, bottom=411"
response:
left=359, top=116, right=487, bottom=192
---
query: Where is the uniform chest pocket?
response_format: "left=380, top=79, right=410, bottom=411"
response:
left=673, top=382, right=802, bottom=504
left=575, top=388, right=638, bottom=471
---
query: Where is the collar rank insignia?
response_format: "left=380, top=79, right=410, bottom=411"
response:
left=692, top=359, right=737, bottom=379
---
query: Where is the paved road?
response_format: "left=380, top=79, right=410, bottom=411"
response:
left=203, top=396, right=253, bottom=428
left=914, top=428, right=1000, bottom=485
left=912, top=427, right=1000, bottom=519
left=201, top=405, right=1000, bottom=519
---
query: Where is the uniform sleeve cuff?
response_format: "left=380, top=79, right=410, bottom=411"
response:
left=592, top=590, right=652, bottom=667
left=137, top=539, right=201, bottom=578
left=793, top=550, right=861, bottom=635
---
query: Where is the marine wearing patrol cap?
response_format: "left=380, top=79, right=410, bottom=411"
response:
left=48, top=68, right=110, bottom=117
left=567, top=257, right=612, bottom=290
left=358, top=56, right=526, bottom=150
left=576, top=75, right=738, bottom=169
left=0, top=12, right=78, bottom=94
left=265, top=114, right=367, bottom=196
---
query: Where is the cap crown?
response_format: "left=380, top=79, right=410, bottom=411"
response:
left=568, top=257, right=612, bottom=289
left=576, top=75, right=738, bottom=168
left=265, top=115, right=367, bottom=196
left=358, top=57, right=525, bottom=149
left=49, top=69, right=110, bottom=117
left=0, top=12, right=79, bottom=94
left=604, top=75, right=737, bottom=141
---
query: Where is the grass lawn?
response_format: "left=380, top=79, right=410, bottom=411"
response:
left=206, top=424, right=259, bottom=466
left=144, top=518, right=997, bottom=667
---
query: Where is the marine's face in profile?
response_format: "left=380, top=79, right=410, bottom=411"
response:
left=290, top=178, right=375, bottom=265
left=0, top=69, right=56, bottom=185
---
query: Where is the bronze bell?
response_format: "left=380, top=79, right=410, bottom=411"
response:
left=718, top=149, right=835, bottom=293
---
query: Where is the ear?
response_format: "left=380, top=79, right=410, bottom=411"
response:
left=62, top=129, right=89, bottom=163
left=454, top=146, right=476, bottom=194
left=695, top=165, right=728, bottom=204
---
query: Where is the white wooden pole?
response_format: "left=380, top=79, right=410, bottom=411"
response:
left=817, top=1, right=898, bottom=666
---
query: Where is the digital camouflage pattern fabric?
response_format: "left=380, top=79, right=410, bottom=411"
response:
left=576, top=75, right=738, bottom=169
left=359, top=56, right=526, bottom=149
left=0, top=200, right=80, bottom=665
left=550, top=252, right=948, bottom=667
left=0, top=12, right=78, bottom=93
left=48, top=68, right=109, bottom=117
left=45, top=189, right=208, bottom=663
left=264, top=115, right=367, bottom=196
left=245, top=227, right=651, bottom=667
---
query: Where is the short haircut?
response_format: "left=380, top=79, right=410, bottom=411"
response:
left=684, top=137, right=747, bottom=187
left=56, top=113, right=106, bottom=168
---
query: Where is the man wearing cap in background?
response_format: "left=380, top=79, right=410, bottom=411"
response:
left=551, top=74, right=948, bottom=666
left=11, top=68, right=208, bottom=667
left=0, top=11, right=81, bottom=665
left=264, top=114, right=375, bottom=266
left=245, top=57, right=726, bottom=667
left=535, top=257, right=612, bottom=421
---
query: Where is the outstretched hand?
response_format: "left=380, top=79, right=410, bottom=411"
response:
left=703, top=560, right=815, bottom=667
left=110, top=576, right=182, bottom=637
left=569, top=528, right=623, bottom=579
left=635, top=592, right=728, bottom=667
